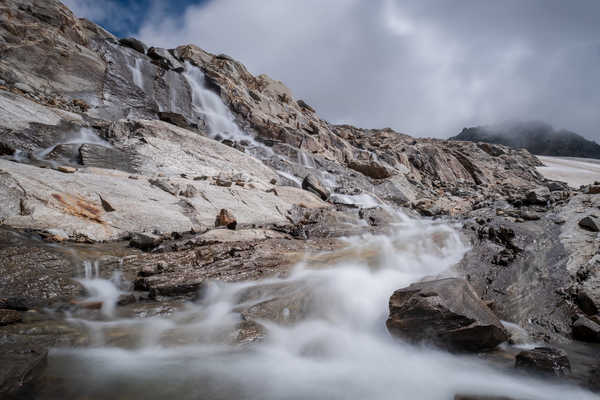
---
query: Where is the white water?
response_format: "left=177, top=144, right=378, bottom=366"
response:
left=35, top=128, right=112, bottom=161
left=45, top=220, right=597, bottom=399
left=74, top=260, right=125, bottom=318
left=128, top=58, right=145, bottom=91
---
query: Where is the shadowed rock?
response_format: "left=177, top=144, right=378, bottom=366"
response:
left=118, top=37, right=147, bottom=54
left=386, top=278, right=509, bottom=352
left=515, top=347, right=571, bottom=376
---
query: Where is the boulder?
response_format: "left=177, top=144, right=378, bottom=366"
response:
left=158, top=111, right=192, bottom=129
left=572, top=316, right=600, bottom=342
left=215, top=209, right=237, bottom=230
left=515, top=347, right=571, bottom=376
left=386, top=278, right=508, bottom=351
left=347, top=159, right=394, bottom=180
left=147, top=47, right=184, bottom=72
left=118, top=37, right=147, bottom=54
left=525, top=187, right=550, bottom=205
left=578, top=216, right=600, bottom=232
left=302, top=174, right=330, bottom=201
left=129, top=232, right=163, bottom=251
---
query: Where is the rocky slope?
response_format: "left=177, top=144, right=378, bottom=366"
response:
left=451, top=121, right=600, bottom=159
left=1, top=0, right=600, bottom=398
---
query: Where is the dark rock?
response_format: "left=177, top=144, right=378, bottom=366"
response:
left=477, top=142, right=505, bottom=157
left=515, top=347, right=571, bottom=376
left=129, top=232, right=163, bottom=251
left=148, top=47, right=184, bottom=72
left=525, top=187, right=550, bottom=205
left=302, top=174, right=330, bottom=200
left=297, top=99, right=315, bottom=113
left=0, top=297, right=31, bottom=311
left=158, top=111, right=191, bottom=129
left=98, top=194, right=116, bottom=212
left=579, top=216, right=600, bottom=232
left=119, top=37, right=147, bottom=54
left=587, top=185, right=600, bottom=194
left=0, top=346, right=47, bottom=398
left=576, top=288, right=599, bottom=315
left=0, top=309, right=22, bottom=326
left=572, top=316, right=600, bottom=342
left=547, top=181, right=567, bottom=192
left=215, top=209, right=237, bottom=230
left=386, top=278, right=509, bottom=352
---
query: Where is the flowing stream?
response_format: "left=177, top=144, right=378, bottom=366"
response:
left=37, top=218, right=598, bottom=399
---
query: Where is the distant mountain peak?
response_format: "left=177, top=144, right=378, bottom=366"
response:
left=451, top=121, right=600, bottom=159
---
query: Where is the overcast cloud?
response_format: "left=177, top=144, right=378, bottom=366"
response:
left=68, top=0, right=600, bottom=140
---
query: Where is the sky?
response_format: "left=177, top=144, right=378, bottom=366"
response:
left=63, top=0, right=600, bottom=141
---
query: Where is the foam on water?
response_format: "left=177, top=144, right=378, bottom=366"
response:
left=43, top=218, right=598, bottom=399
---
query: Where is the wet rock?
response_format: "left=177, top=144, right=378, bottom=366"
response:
left=0, top=309, right=22, bottom=326
left=0, top=346, right=47, bottom=398
left=148, top=47, right=184, bottom=72
left=386, top=278, right=509, bottom=352
left=118, top=37, right=147, bottom=54
left=515, top=347, right=571, bottom=376
left=117, top=293, right=137, bottom=306
left=302, top=174, right=330, bottom=201
left=158, top=111, right=192, bottom=129
left=578, top=216, right=600, bottom=232
left=129, top=232, right=163, bottom=251
left=358, top=206, right=394, bottom=226
left=215, top=209, right=237, bottom=230
left=572, top=316, right=600, bottom=342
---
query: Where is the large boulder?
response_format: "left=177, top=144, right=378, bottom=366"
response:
left=302, top=174, right=330, bottom=201
left=386, top=278, right=508, bottom=351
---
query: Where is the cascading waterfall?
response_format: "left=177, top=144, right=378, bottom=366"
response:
left=128, top=58, right=145, bottom=91
left=34, top=128, right=112, bottom=163
left=40, top=218, right=597, bottom=399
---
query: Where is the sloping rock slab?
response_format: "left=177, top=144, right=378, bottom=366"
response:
left=386, top=278, right=508, bottom=351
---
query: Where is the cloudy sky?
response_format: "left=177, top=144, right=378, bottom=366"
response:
left=64, top=0, right=600, bottom=141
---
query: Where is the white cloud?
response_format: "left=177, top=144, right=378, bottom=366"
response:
left=136, top=0, right=600, bottom=140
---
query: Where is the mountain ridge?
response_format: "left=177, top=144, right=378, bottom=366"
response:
left=450, top=121, right=600, bottom=159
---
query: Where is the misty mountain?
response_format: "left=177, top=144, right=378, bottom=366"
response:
left=450, top=121, right=600, bottom=159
